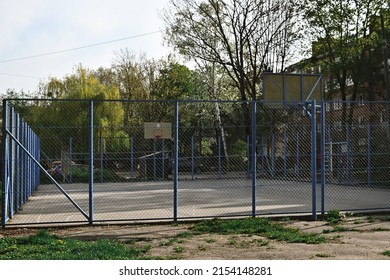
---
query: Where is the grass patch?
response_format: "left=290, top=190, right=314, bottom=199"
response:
left=190, top=218, right=326, bottom=244
left=322, top=226, right=361, bottom=234
left=376, top=216, right=390, bottom=222
left=0, top=230, right=152, bottom=260
left=173, top=246, right=184, bottom=253
left=383, top=250, right=390, bottom=257
left=324, top=210, right=343, bottom=225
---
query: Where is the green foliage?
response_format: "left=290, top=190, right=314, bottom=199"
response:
left=324, top=209, right=343, bottom=225
left=302, top=0, right=387, bottom=101
left=152, top=62, right=196, bottom=100
left=383, top=250, right=390, bottom=257
left=0, top=230, right=152, bottom=260
left=173, top=246, right=184, bottom=253
left=191, top=218, right=326, bottom=244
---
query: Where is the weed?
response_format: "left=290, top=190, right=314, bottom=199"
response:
left=377, top=216, right=390, bottom=222
left=228, top=236, right=239, bottom=247
left=173, top=246, right=184, bottom=253
left=383, top=251, right=390, bottom=257
left=324, top=210, right=342, bottom=225
left=191, top=218, right=326, bottom=244
left=159, top=238, right=183, bottom=247
left=197, top=245, right=207, bottom=251
left=251, top=239, right=269, bottom=247
left=177, top=232, right=193, bottom=238
left=206, top=238, right=216, bottom=243
left=323, top=226, right=360, bottom=233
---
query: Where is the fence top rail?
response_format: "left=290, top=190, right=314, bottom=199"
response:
left=3, top=98, right=390, bottom=106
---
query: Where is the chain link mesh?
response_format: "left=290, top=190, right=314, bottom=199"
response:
left=2, top=99, right=390, bottom=226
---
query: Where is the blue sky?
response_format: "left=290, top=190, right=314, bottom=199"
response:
left=0, top=0, right=171, bottom=94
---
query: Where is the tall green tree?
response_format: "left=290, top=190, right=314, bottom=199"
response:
left=302, top=0, right=388, bottom=102
left=163, top=0, right=301, bottom=138
left=36, top=67, right=128, bottom=157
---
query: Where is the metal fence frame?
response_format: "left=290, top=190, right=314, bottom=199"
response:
left=1, top=99, right=390, bottom=227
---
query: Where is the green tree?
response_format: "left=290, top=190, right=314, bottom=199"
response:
left=163, top=0, right=302, bottom=156
left=302, top=0, right=387, bottom=102
left=36, top=67, right=128, bottom=158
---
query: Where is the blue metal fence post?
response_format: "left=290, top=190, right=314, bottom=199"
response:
left=162, top=138, right=165, bottom=180
left=218, top=135, right=221, bottom=179
left=320, top=101, right=326, bottom=215
left=251, top=101, right=257, bottom=217
left=9, top=107, right=15, bottom=219
left=23, top=121, right=27, bottom=204
left=368, top=122, right=372, bottom=188
left=296, top=131, right=300, bottom=177
left=16, top=113, right=21, bottom=210
left=37, top=137, right=41, bottom=187
left=100, top=135, right=104, bottom=183
left=346, top=124, right=350, bottom=185
left=261, top=137, right=264, bottom=176
left=27, top=125, right=31, bottom=198
left=271, top=133, right=275, bottom=177
left=246, top=135, right=250, bottom=178
left=130, top=136, right=134, bottom=178
left=283, top=131, right=287, bottom=177
left=88, top=100, right=94, bottom=224
left=2, top=100, right=9, bottom=227
left=310, top=100, right=317, bottom=220
left=173, top=101, right=179, bottom=222
left=191, top=135, right=195, bottom=180
left=34, top=134, right=40, bottom=189
left=153, top=137, right=157, bottom=180
left=69, top=138, right=73, bottom=184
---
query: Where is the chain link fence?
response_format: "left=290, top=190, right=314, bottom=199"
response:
left=2, top=99, right=390, bottom=226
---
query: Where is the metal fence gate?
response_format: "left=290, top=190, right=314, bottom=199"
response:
left=1, top=99, right=390, bottom=227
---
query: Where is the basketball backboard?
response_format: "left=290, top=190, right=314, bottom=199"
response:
left=262, top=73, right=322, bottom=106
left=144, top=122, right=172, bottom=139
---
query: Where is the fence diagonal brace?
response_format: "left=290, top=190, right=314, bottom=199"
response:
left=5, top=129, right=89, bottom=221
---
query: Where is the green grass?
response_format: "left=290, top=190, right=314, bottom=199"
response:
left=383, top=250, right=390, bottom=257
left=0, top=230, right=153, bottom=260
left=190, top=217, right=326, bottom=244
left=1, top=218, right=327, bottom=260
left=324, top=210, right=342, bottom=225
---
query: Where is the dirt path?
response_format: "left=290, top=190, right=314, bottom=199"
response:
left=1, top=215, right=389, bottom=260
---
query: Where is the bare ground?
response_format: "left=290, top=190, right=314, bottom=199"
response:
left=1, top=215, right=390, bottom=260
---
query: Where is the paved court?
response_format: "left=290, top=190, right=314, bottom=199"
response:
left=4, top=176, right=390, bottom=226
